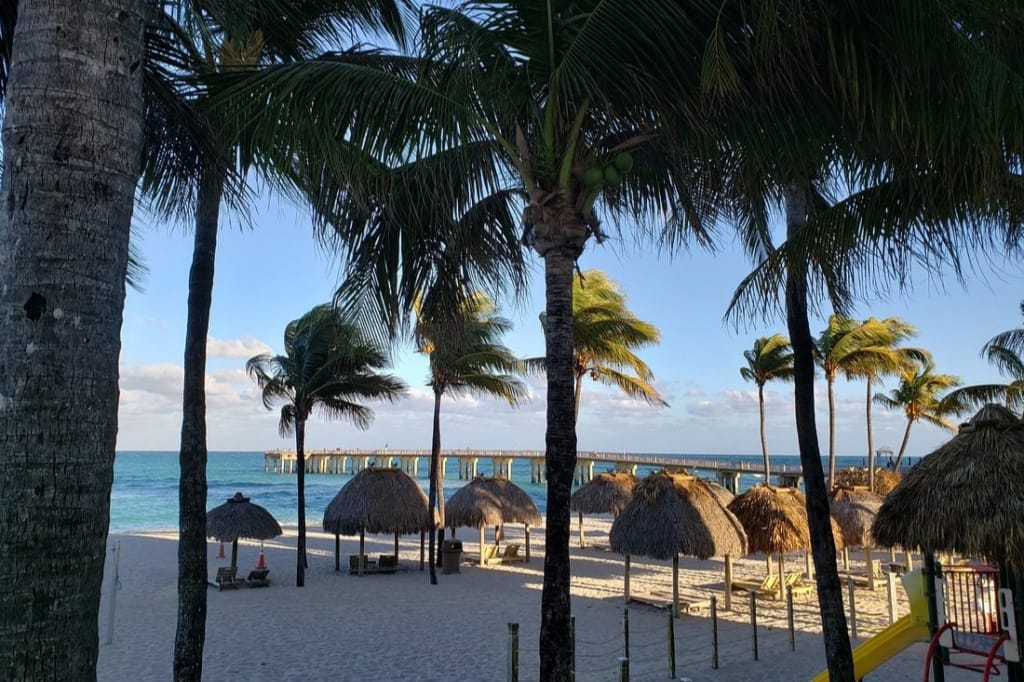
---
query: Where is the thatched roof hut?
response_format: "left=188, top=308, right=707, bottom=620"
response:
left=322, top=468, right=431, bottom=573
left=610, top=471, right=747, bottom=616
left=570, top=472, right=636, bottom=548
left=705, top=480, right=736, bottom=508
left=873, top=404, right=1024, bottom=571
left=728, top=484, right=845, bottom=555
left=207, top=492, right=283, bottom=571
left=446, top=477, right=542, bottom=565
left=829, top=488, right=883, bottom=547
left=833, top=468, right=903, bottom=495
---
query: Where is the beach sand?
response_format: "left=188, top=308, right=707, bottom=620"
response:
left=98, top=517, right=984, bottom=681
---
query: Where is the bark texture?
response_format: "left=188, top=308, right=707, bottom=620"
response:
left=427, top=388, right=442, bottom=584
left=784, top=186, right=855, bottom=681
left=0, top=0, right=146, bottom=678
left=539, top=246, right=578, bottom=681
left=295, top=418, right=307, bottom=587
left=174, top=171, right=223, bottom=680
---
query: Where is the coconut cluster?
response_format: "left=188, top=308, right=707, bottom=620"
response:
left=583, top=152, right=634, bottom=188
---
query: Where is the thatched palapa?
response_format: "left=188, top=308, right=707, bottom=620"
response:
left=207, top=492, right=283, bottom=571
left=873, top=404, right=1024, bottom=571
left=446, top=476, right=542, bottom=565
left=322, top=468, right=431, bottom=573
left=830, top=487, right=886, bottom=584
left=609, top=471, right=747, bottom=616
left=570, top=472, right=636, bottom=548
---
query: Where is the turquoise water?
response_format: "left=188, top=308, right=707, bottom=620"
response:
left=110, top=451, right=862, bottom=532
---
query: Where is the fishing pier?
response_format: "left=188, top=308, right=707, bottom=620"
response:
left=263, top=448, right=805, bottom=493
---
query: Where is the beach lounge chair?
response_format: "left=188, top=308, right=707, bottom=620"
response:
left=349, top=554, right=378, bottom=575
left=730, top=573, right=781, bottom=599
left=377, top=554, right=398, bottom=573
left=486, top=543, right=526, bottom=565
left=784, top=572, right=813, bottom=599
left=480, top=544, right=501, bottom=565
left=246, top=568, right=270, bottom=587
left=211, top=566, right=239, bottom=591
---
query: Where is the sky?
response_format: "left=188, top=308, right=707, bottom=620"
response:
left=117, top=194, right=1024, bottom=459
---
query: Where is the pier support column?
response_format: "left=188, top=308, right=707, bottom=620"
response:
left=353, top=455, right=372, bottom=474
left=460, top=457, right=479, bottom=479
left=530, top=458, right=546, bottom=484
left=492, top=457, right=514, bottom=478
left=574, top=460, right=596, bottom=485
left=612, top=462, right=637, bottom=477
left=399, top=455, right=419, bottom=477
left=777, top=473, right=802, bottom=488
left=717, top=471, right=741, bottom=494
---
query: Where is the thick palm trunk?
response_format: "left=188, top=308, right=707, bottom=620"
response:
left=894, top=418, right=914, bottom=471
left=296, top=418, right=308, bottom=587
left=574, top=372, right=584, bottom=422
left=0, top=1, right=145, bottom=677
left=539, top=246, right=578, bottom=681
left=784, top=186, right=854, bottom=682
left=866, top=378, right=876, bottom=491
left=174, top=169, right=224, bottom=680
left=427, top=389, right=443, bottom=584
left=758, top=384, right=770, bottom=482
left=827, top=376, right=837, bottom=487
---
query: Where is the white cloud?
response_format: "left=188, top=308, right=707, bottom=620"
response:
left=207, top=336, right=272, bottom=359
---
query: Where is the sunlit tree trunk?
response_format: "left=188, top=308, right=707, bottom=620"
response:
left=894, top=418, right=914, bottom=471
left=539, top=246, right=578, bottom=681
left=175, top=167, right=224, bottom=680
left=827, top=375, right=838, bottom=487
left=758, top=383, right=770, bottom=482
left=784, top=186, right=854, bottom=682
left=0, top=0, right=146, bottom=677
left=866, top=378, right=876, bottom=491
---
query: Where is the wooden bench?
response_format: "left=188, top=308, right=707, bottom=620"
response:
left=209, top=566, right=239, bottom=591
left=349, top=554, right=398, bottom=575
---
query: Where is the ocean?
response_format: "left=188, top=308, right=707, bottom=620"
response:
left=110, top=451, right=869, bottom=533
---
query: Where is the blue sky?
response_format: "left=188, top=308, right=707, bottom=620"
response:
left=117, top=194, right=1023, bottom=459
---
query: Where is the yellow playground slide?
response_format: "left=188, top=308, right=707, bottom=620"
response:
left=811, top=569, right=930, bottom=681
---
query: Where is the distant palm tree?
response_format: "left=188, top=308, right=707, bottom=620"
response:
left=873, top=360, right=959, bottom=470
left=541, top=270, right=667, bottom=422
left=818, top=315, right=928, bottom=486
left=943, top=301, right=1024, bottom=415
left=247, top=304, right=407, bottom=587
left=740, top=334, right=794, bottom=482
left=416, top=291, right=530, bottom=584
left=840, top=317, right=925, bottom=491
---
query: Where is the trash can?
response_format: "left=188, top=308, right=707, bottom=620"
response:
left=441, top=539, right=463, bottom=574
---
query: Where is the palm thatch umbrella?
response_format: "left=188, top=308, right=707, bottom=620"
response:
left=873, top=404, right=1024, bottom=572
left=610, top=471, right=747, bottom=615
left=445, top=476, right=542, bottom=565
left=728, top=484, right=845, bottom=585
left=704, top=479, right=736, bottom=508
left=322, top=468, right=432, bottom=574
left=830, top=487, right=887, bottom=580
left=570, top=472, right=636, bottom=548
left=207, top=492, right=283, bottom=571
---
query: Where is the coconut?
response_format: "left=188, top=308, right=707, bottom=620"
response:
left=603, top=166, right=622, bottom=186
left=583, top=167, right=605, bottom=187
left=613, top=152, right=634, bottom=172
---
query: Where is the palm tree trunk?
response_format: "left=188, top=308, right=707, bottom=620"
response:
left=827, top=376, right=837, bottom=487
left=539, top=246, right=578, bottom=682
left=427, top=389, right=443, bottom=584
left=295, top=417, right=308, bottom=587
left=758, top=384, right=770, bottom=482
left=0, top=2, right=145, bottom=676
left=866, top=378, right=875, bottom=492
left=784, top=186, right=855, bottom=682
left=893, top=418, right=914, bottom=471
left=574, top=372, right=584, bottom=423
left=174, top=167, right=224, bottom=680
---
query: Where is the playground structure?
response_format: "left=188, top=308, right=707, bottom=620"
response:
left=812, top=563, right=1020, bottom=682
left=924, top=563, right=1020, bottom=682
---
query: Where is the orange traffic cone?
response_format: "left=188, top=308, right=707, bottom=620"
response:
left=217, top=542, right=225, bottom=559
left=256, top=549, right=266, bottom=570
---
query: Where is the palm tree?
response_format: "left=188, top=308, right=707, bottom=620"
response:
left=541, top=269, right=667, bottom=422
left=143, top=5, right=407, bottom=677
left=943, top=301, right=1024, bottom=415
left=874, top=361, right=960, bottom=470
left=740, top=334, right=794, bottom=482
left=246, top=305, right=407, bottom=587
left=817, top=315, right=928, bottom=487
left=416, top=291, right=530, bottom=585
left=840, top=317, right=925, bottom=491
left=0, top=1, right=146, bottom=676
left=221, top=6, right=731, bottom=677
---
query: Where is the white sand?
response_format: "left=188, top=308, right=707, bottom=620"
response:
left=97, top=517, right=984, bottom=681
